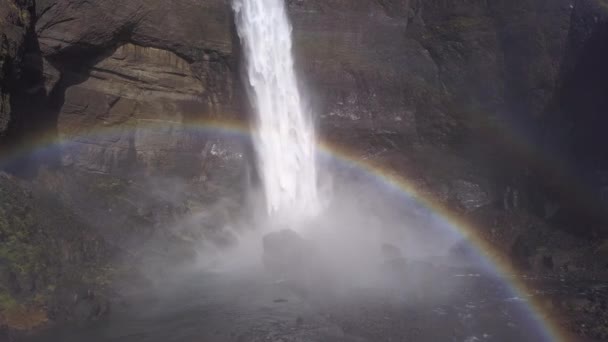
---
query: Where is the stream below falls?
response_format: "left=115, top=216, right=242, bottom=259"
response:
left=22, top=259, right=600, bottom=342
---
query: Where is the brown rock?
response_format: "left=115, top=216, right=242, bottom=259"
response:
left=58, top=43, right=207, bottom=175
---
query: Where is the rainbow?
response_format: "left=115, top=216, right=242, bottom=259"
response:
left=0, top=119, right=571, bottom=341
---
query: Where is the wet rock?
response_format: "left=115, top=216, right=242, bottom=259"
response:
left=381, top=243, right=403, bottom=261
left=262, top=229, right=309, bottom=277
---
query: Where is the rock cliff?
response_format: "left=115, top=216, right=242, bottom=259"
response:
left=0, top=0, right=583, bottom=182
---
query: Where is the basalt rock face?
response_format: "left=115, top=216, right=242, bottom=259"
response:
left=28, top=0, right=250, bottom=237
left=4, top=0, right=575, bottom=177
left=558, top=0, right=608, bottom=167
left=291, top=0, right=608, bottom=238
left=289, top=0, right=608, bottom=282
left=0, top=0, right=32, bottom=136
left=287, top=0, right=577, bottom=233
left=541, top=0, right=608, bottom=238
left=58, top=43, right=208, bottom=176
left=290, top=0, right=573, bottom=145
left=9, top=0, right=247, bottom=182
left=0, top=0, right=578, bottom=191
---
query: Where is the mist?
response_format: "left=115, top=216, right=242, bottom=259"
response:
left=141, top=165, right=469, bottom=304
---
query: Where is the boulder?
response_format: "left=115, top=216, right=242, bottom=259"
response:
left=262, top=229, right=310, bottom=277
left=381, top=243, right=403, bottom=261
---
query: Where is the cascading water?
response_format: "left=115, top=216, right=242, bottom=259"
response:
left=233, top=0, right=320, bottom=221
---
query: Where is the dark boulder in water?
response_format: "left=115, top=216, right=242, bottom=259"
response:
left=262, top=229, right=309, bottom=277
left=380, top=243, right=409, bottom=275
left=381, top=243, right=403, bottom=261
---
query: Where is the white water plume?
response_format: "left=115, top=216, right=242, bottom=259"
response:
left=233, top=0, right=320, bottom=222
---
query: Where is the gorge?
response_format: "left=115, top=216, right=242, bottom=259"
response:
left=1, top=0, right=608, bottom=341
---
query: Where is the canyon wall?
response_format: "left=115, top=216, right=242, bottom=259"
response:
left=1, top=0, right=602, bottom=263
left=3, top=0, right=576, bottom=168
left=18, top=0, right=245, bottom=178
left=1, top=0, right=606, bottom=281
left=1, top=0, right=590, bottom=186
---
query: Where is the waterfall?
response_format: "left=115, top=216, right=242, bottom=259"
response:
left=233, top=0, right=319, bottom=221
